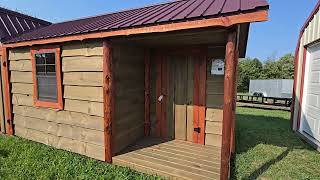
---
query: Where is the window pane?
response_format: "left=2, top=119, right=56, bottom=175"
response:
left=45, top=53, right=55, bottom=64
left=47, top=65, right=56, bottom=73
left=36, top=65, right=45, bottom=75
left=37, top=76, right=57, bottom=102
left=35, top=52, right=58, bottom=103
left=35, top=54, right=45, bottom=65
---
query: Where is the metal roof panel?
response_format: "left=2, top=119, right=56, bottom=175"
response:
left=4, top=0, right=269, bottom=43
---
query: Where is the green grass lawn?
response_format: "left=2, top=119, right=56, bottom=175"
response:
left=0, top=135, right=161, bottom=179
left=233, top=107, right=320, bottom=180
left=1, top=107, right=319, bottom=179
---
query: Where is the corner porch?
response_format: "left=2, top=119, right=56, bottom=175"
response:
left=113, top=137, right=221, bottom=180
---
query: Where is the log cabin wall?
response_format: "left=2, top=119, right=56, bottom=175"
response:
left=205, top=47, right=225, bottom=147
left=112, top=44, right=145, bottom=154
left=9, top=40, right=105, bottom=160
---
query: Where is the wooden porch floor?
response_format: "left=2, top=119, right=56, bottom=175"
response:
left=113, top=137, right=221, bottom=180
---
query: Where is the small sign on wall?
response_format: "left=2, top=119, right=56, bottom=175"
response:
left=211, top=59, right=225, bottom=75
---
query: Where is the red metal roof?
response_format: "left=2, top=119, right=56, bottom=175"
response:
left=5, top=0, right=268, bottom=44
left=0, top=7, right=51, bottom=41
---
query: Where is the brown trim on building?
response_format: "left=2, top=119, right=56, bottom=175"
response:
left=155, top=53, right=168, bottom=137
left=230, top=49, right=239, bottom=153
left=297, top=48, right=307, bottom=131
left=103, top=41, right=115, bottom=163
left=30, top=46, right=63, bottom=109
left=193, top=55, right=206, bottom=145
left=3, top=10, right=268, bottom=49
left=220, top=30, right=237, bottom=180
left=144, top=49, right=151, bottom=136
left=1, top=47, right=13, bottom=135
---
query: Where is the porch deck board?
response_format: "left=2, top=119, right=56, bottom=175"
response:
left=113, top=137, right=221, bottom=180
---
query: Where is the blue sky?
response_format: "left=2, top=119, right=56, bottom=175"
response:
left=0, top=0, right=318, bottom=61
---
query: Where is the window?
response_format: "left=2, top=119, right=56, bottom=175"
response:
left=31, top=46, right=63, bottom=109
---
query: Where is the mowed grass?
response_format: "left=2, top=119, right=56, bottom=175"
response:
left=232, top=107, right=320, bottom=180
left=0, top=135, right=161, bottom=180
left=1, top=107, right=320, bottom=179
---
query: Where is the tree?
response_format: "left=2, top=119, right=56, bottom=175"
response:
left=237, top=53, right=294, bottom=92
left=237, top=58, right=263, bottom=92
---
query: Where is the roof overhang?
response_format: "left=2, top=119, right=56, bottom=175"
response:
left=2, top=10, right=268, bottom=49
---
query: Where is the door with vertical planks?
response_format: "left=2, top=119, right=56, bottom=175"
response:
left=156, top=51, right=206, bottom=144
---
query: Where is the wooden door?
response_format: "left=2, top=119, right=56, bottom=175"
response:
left=156, top=52, right=206, bottom=144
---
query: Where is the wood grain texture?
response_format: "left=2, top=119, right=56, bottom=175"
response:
left=15, top=126, right=105, bottom=161
left=64, top=99, right=103, bottom=117
left=13, top=105, right=104, bottom=131
left=64, top=86, right=103, bottom=102
left=10, top=71, right=32, bottom=83
left=113, top=44, right=144, bottom=154
left=103, top=41, right=114, bottom=163
left=8, top=47, right=30, bottom=60
left=62, top=41, right=103, bottom=57
left=220, top=31, right=237, bottom=180
left=144, top=50, right=151, bottom=136
left=12, top=94, right=33, bottom=106
left=63, top=72, right=103, bottom=86
left=11, top=83, right=33, bottom=95
left=62, top=56, right=103, bottom=72
left=9, top=60, right=32, bottom=71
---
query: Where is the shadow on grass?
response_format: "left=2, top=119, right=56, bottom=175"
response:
left=0, top=149, right=9, bottom=158
left=230, top=111, right=311, bottom=180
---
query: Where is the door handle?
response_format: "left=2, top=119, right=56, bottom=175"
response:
left=158, top=95, right=164, bottom=102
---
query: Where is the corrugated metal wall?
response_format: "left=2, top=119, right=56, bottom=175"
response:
left=293, top=6, right=320, bottom=130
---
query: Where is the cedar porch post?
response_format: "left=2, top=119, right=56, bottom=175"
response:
left=1, top=47, right=13, bottom=135
left=220, top=30, right=237, bottom=180
left=103, top=41, right=114, bottom=163
left=144, top=49, right=151, bottom=136
left=230, top=49, right=239, bottom=154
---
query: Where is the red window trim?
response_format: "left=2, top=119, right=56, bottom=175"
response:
left=31, top=46, right=63, bottom=109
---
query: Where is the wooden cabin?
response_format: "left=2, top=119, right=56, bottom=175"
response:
left=0, top=7, right=51, bottom=134
left=1, top=0, right=269, bottom=179
left=292, top=1, right=320, bottom=152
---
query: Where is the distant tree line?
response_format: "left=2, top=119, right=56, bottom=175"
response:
left=237, top=53, right=295, bottom=92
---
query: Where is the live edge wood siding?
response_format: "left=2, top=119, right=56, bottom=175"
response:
left=205, top=47, right=225, bottom=147
left=113, top=45, right=145, bottom=154
left=9, top=41, right=105, bottom=161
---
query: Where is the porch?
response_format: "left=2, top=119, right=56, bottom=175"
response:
left=113, top=137, right=221, bottom=180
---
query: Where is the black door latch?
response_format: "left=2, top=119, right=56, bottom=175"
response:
left=194, top=127, right=201, bottom=133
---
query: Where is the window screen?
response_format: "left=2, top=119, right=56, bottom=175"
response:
left=35, top=52, right=57, bottom=102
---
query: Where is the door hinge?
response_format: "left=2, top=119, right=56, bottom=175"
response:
left=194, top=127, right=201, bottom=133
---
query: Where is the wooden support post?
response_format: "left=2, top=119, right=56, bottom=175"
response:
left=230, top=49, right=239, bottom=154
left=103, top=41, right=114, bottom=163
left=1, top=48, right=13, bottom=135
left=220, top=30, right=237, bottom=180
left=144, top=49, right=151, bottom=136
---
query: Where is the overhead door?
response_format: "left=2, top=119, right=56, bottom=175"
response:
left=301, top=44, right=320, bottom=143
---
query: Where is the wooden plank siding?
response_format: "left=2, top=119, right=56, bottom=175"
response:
left=113, top=44, right=145, bottom=154
left=8, top=41, right=105, bottom=161
left=205, top=47, right=225, bottom=147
